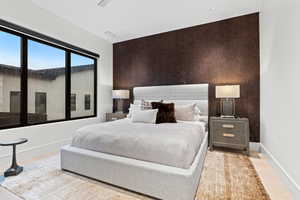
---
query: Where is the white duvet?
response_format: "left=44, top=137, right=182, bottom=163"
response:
left=71, top=119, right=206, bottom=169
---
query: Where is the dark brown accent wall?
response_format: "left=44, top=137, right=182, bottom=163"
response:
left=113, top=13, right=260, bottom=142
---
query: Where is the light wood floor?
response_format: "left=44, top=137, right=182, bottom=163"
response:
left=0, top=151, right=292, bottom=200
left=249, top=153, right=293, bottom=200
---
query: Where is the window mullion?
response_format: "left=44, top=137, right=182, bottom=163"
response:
left=20, top=37, right=28, bottom=125
left=65, top=51, right=71, bottom=119
left=94, top=59, right=97, bottom=116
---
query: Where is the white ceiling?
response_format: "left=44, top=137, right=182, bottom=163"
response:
left=30, top=0, right=260, bottom=43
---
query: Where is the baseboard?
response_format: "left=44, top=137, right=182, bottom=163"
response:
left=0, top=138, right=72, bottom=166
left=250, top=142, right=261, bottom=152
left=260, top=144, right=300, bottom=199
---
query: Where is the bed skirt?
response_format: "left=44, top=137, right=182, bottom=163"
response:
left=60, top=132, right=208, bottom=200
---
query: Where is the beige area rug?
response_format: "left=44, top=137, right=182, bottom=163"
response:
left=0, top=151, right=270, bottom=200
left=197, top=151, right=270, bottom=200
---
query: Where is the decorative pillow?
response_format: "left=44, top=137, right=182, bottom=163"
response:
left=151, top=102, right=177, bottom=124
left=174, top=104, right=197, bottom=121
left=163, top=101, right=202, bottom=116
left=131, top=109, right=158, bottom=124
left=141, top=99, right=152, bottom=109
left=141, top=99, right=163, bottom=110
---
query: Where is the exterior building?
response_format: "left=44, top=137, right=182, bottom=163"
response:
left=0, top=64, right=94, bottom=126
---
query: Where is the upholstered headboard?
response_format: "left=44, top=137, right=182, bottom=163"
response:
left=133, top=84, right=209, bottom=115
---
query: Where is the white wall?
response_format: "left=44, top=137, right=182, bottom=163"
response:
left=0, top=0, right=113, bottom=165
left=260, top=0, right=300, bottom=198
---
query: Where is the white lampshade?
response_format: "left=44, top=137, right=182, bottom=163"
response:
left=216, top=85, right=240, bottom=98
left=112, top=90, right=130, bottom=99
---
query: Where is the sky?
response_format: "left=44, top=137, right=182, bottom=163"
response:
left=0, top=31, right=93, bottom=70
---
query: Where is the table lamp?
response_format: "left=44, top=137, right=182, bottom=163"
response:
left=112, top=90, right=130, bottom=113
left=215, top=85, right=240, bottom=118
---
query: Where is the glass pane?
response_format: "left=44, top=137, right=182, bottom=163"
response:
left=28, top=40, right=65, bottom=123
left=71, top=53, right=94, bottom=118
left=0, top=31, right=21, bottom=127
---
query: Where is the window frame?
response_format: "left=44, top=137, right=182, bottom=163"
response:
left=0, top=25, right=98, bottom=130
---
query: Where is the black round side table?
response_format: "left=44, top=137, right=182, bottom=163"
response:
left=0, top=138, right=28, bottom=177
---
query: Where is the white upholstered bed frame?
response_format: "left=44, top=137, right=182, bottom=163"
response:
left=61, top=84, right=209, bottom=200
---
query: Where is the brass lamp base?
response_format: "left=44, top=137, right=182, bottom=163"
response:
left=220, top=98, right=236, bottom=117
left=116, top=99, right=124, bottom=113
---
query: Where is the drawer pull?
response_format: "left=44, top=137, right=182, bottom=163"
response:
left=223, top=133, right=235, bottom=138
left=222, top=124, right=235, bottom=128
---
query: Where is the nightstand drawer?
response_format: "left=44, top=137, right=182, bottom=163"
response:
left=213, top=129, right=245, bottom=145
left=212, top=121, right=244, bottom=133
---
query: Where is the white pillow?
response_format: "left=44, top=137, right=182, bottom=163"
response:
left=127, top=104, right=143, bottom=118
left=175, top=104, right=198, bottom=121
left=194, top=106, right=202, bottom=115
left=131, top=109, right=158, bottom=124
left=195, top=115, right=208, bottom=123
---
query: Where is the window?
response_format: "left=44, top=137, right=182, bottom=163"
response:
left=10, top=91, right=21, bottom=113
left=35, top=92, right=47, bottom=114
left=28, top=40, right=65, bottom=123
left=71, top=94, right=76, bottom=111
left=0, top=21, right=97, bottom=130
left=0, top=31, right=21, bottom=127
left=85, top=94, right=91, bottom=110
left=71, top=53, right=95, bottom=118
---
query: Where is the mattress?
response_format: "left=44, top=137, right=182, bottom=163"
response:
left=71, top=119, right=206, bottom=169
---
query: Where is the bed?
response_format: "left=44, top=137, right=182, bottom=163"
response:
left=61, top=84, right=209, bottom=200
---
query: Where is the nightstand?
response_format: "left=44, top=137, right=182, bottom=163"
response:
left=209, top=117, right=250, bottom=155
left=106, top=113, right=127, bottom=122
